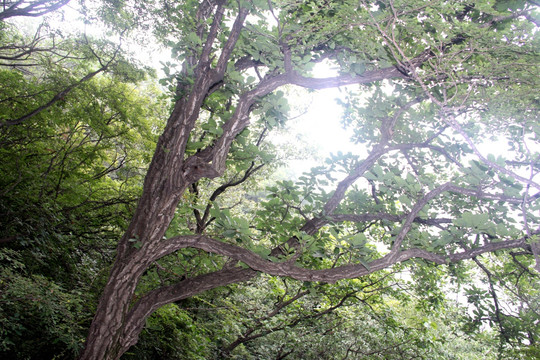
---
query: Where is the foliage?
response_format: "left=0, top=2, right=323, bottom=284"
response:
left=129, top=274, right=504, bottom=359
left=0, top=63, right=161, bottom=279
left=0, top=250, right=85, bottom=359
left=125, top=304, right=211, bottom=360
left=0, top=1, right=539, bottom=360
left=0, top=11, right=164, bottom=358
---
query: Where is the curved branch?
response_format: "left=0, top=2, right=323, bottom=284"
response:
left=120, top=266, right=257, bottom=351
left=151, top=230, right=529, bottom=286
left=183, top=62, right=413, bottom=185
left=0, top=0, right=69, bottom=20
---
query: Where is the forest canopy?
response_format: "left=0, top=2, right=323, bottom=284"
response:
left=0, top=1, right=539, bottom=359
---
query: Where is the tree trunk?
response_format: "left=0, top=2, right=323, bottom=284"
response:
left=78, top=261, right=139, bottom=360
left=78, top=6, right=245, bottom=356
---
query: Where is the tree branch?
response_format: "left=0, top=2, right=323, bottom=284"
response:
left=0, top=0, right=69, bottom=20
left=1, top=45, right=120, bottom=127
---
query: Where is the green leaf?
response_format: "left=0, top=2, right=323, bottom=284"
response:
left=347, top=233, right=367, bottom=247
left=186, top=32, right=201, bottom=45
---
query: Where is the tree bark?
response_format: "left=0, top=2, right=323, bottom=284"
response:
left=77, top=4, right=250, bottom=358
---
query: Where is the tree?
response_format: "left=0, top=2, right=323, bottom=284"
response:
left=2, top=0, right=539, bottom=359
left=0, top=10, right=165, bottom=357
left=71, top=0, right=540, bottom=359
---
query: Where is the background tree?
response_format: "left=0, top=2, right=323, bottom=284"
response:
left=0, top=7, right=165, bottom=357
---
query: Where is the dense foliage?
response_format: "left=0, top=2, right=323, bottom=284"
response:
left=0, top=1, right=539, bottom=359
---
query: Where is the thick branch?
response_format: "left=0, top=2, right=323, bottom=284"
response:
left=215, top=6, right=249, bottom=74
left=119, top=231, right=530, bottom=353
left=183, top=61, right=412, bottom=186
left=199, top=0, right=226, bottom=66
left=151, top=231, right=528, bottom=285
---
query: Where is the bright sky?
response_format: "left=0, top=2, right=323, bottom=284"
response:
left=270, top=62, right=367, bottom=177
left=280, top=87, right=356, bottom=174
left=291, top=88, right=355, bottom=154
